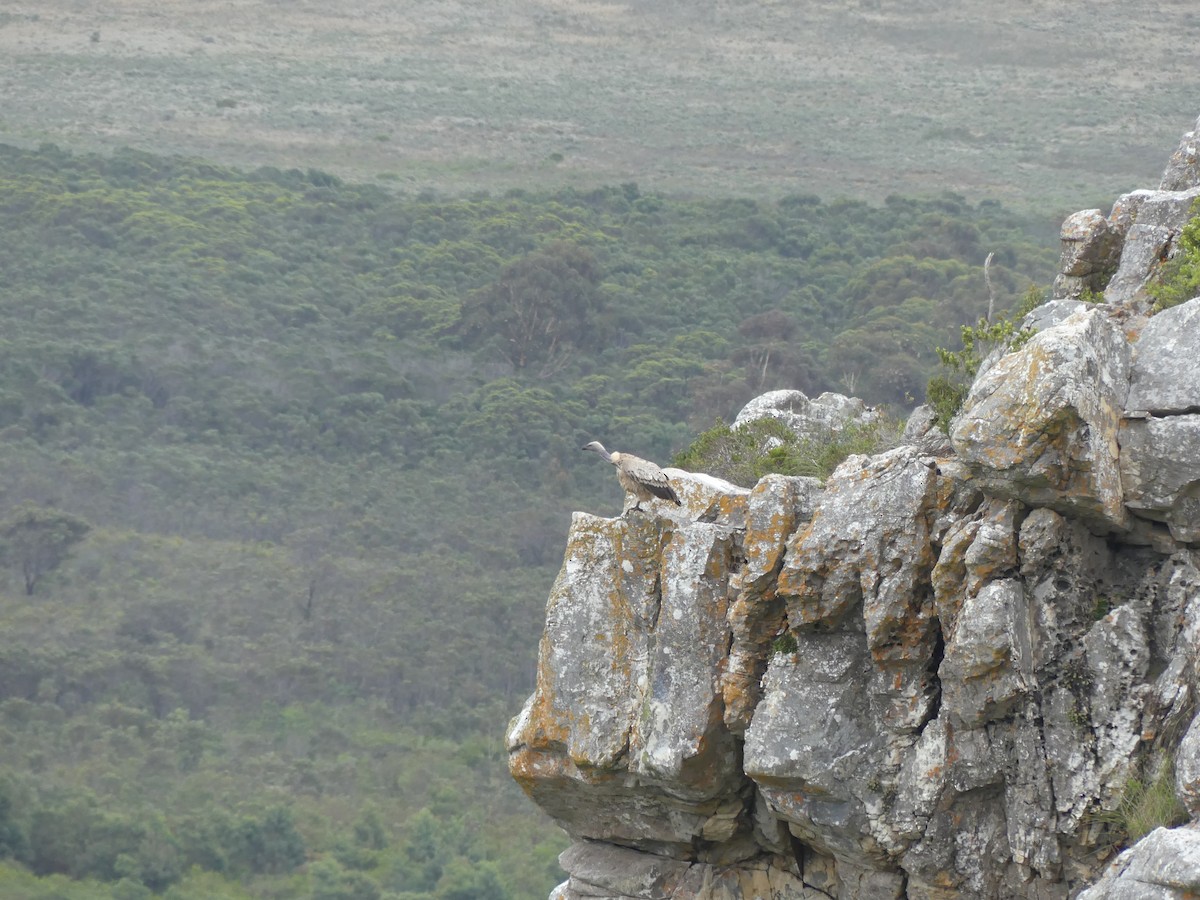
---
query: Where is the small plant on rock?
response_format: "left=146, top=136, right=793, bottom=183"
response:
left=1088, top=751, right=1188, bottom=852
left=772, top=632, right=798, bottom=656
left=926, top=284, right=1043, bottom=430
left=1147, top=200, right=1200, bottom=313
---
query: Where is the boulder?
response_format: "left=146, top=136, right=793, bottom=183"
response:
left=1126, top=298, right=1200, bottom=415
left=1160, top=113, right=1200, bottom=191
left=1078, top=826, right=1200, bottom=899
left=1052, top=208, right=1122, bottom=300
left=951, top=308, right=1131, bottom=533
left=1103, top=186, right=1200, bottom=307
left=733, top=388, right=877, bottom=444
left=506, top=511, right=749, bottom=854
left=1119, top=416, right=1200, bottom=543
left=1120, top=297, right=1200, bottom=542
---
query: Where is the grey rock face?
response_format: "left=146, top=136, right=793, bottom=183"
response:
left=1120, top=416, right=1200, bottom=542
left=1020, top=297, right=1088, bottom=334
left=1126, top=299, right=1200, bottom=415
left=723, top=474, right=824, bottom=735
left=1120, top=299, right=1200, bottom=542
left=902, top=404, right=952, bottom=455
left=512, top=115, right=1200, bottom=900
left=952, top=308, right=1131, bottom=532
left=1053, top=208, right=1122, bottom=300
left=506, top=512, right=749, bottom=855
left=1078, top=826, right=1200, bottom=899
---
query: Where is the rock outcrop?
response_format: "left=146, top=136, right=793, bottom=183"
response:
left=509, top=117, right=1200, bottom=898
left=733, top=389, right=878, bottom=445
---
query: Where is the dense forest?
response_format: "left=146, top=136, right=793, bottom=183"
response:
left=0, top=143, right=1059, bottom=898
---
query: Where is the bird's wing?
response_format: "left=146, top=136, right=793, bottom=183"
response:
left=623, top=456, right=682, bottom=504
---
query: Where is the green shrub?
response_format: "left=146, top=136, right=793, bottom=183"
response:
left=771, top=633, right=798, bottom=655
left=1147, top=201, right=1200, bottom=313
left=674, top=413, right=901, bottom=487
left=926, top=285, right=1043, bottom=429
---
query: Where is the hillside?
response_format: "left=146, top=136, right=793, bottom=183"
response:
left=0, top=142, right=1061, bottom=898
left=0, top=1, right=1197, bottom=206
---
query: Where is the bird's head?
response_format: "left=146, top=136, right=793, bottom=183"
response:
left=581, top=440, right=612, bottom=462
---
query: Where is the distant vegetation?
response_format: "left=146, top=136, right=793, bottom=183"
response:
left=0, top=143, right=1057, bottom=897
left=0, top=2, right=1196, bottom=205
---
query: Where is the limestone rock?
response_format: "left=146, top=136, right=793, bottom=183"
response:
left=1119, top=297, right=1200, bottom=543
left=1103, top=186, right=1200, bottom=307
left=507, top=511, right=749, bottom=854
left=1020, top=297, right=1088, bottom=334
left=514, top=115, right=1200, bottom=900
left=663, top=469, right=751, bottom=527
left=902, top=404, right=952, bottom=455
left=777, top=448, right=940, bottom=654
left=743, top=632, right=882, bottom=863
left=723, top=474, right=824, bottom=735
left=1119, top=416, right=1200, bottom=543
left=951, top=308, right=1131, bottom=532
left=1177, top=716, right=1200, bottom=817
left=733, top=388, right=877, bottom=444
left=1126, top=297, right=1200, bottom=415
left=556, top=840, right=823, bottom=899
left=1160, top=113, right=1200, bottom=191
left=1078, top=826, right=1200, bottom=899
left=940, top=578, right=1030, bottom=727
left=1052, top=208, right=1122, bottom=300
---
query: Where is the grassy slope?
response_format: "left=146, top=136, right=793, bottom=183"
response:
left=0, top=0, right=1196, bottom=208
left=0, top=140, right=1065, bottom=898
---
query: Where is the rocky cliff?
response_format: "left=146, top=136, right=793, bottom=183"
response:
left=508, top=114, right=1200, bottom=899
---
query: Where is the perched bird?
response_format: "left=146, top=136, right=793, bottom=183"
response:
left=582, top=440, right=681, bottom=512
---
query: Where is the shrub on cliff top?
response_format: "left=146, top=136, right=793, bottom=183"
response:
left=674, top=414, right=900, bottom=487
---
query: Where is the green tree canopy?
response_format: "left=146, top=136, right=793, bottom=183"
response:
left=0, top=503, right=90, bottom=595
left=459, top=241, right=606, bottom=376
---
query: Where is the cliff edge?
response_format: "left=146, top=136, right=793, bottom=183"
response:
left=508, top=113, right=1200, bottom=899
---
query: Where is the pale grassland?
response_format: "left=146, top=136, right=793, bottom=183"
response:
left=0, top=0, right=1197, bottom=210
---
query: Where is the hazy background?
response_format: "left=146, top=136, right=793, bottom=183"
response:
left=0, top=3, right=1196, bottom=899
left=1, top=0, right=1197, bottom=208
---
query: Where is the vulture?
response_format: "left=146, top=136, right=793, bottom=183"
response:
left=582, top=440, right=681, bottom=512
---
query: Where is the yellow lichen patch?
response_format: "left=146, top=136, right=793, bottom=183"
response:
left=517, top=647, right=571, bottom=752
left=508, top=748, right=569, bottom=794
left=705, top=544, right=734, bottom=583
left=743, top=509, right=794, bottom=579
left=868, top=603, right=939, bottom=664
left=933, top=527, right=975, bottom=637
left=704, top=490, right=750, bottom=523
left=775, top=520, right=817, bottom=598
